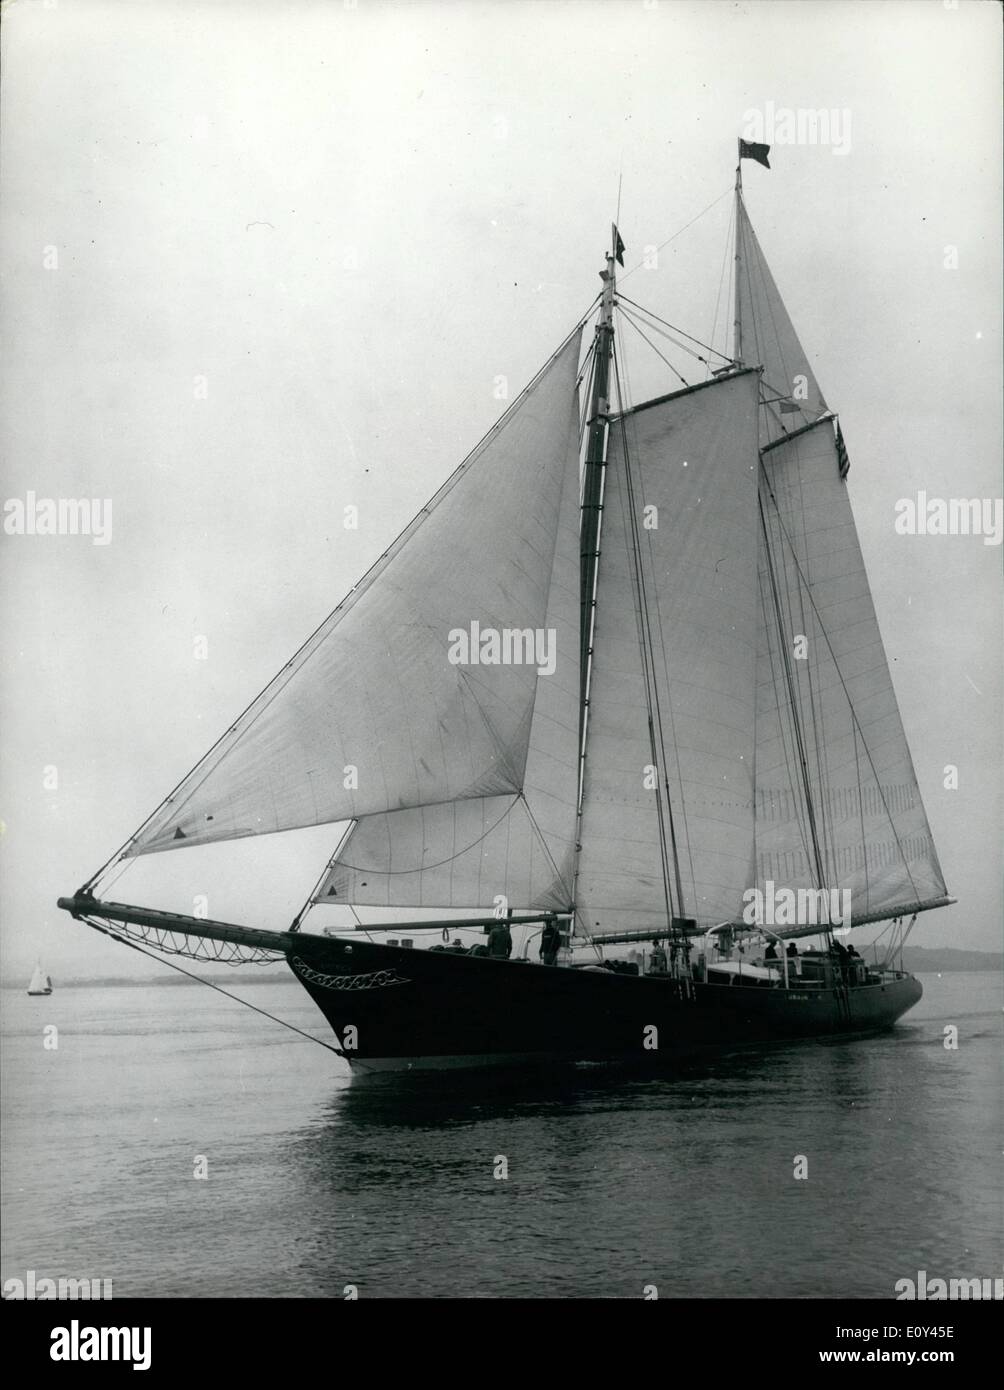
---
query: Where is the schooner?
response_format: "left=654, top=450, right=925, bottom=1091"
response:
left=59, top=144, right=952, bottom=1071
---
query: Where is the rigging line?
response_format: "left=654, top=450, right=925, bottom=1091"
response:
left=853, top=725, right=872, bottom=911
left=758, top=463, right=928, bottom=908
left=759, top=598, right=816, bottom=891
left=616, top=304, right=715, bottom=369
left=92, top=853, right=135, bottom=902
left=289, top=821, right=356, bottom=931
left=617, top=301, right=714, bottom=361
left=738, top=199, right=767, bottom=387
left=77, top=915, right=347, bottom=1057
left=615, top=335, right=687, bottom=920
left=617, top=365, right=698, bottom=910
left=788, top=440, right=839, bottom=885
left=518, top=791, right=569, bottom=904
left=80, top=299, right=601, bottom=891
left=765, top=444, right=835, bottom=883
left=764, top=479, right=830, bottom=888
left=709, top=198, right=736, bottom=378
left=578, top=343, right=598, bottom=447
left=616, top=293, right=734, bottom=362
left=618, top=186, right=733, bottom=284
left=748, top=212, right=811, bottom=429
left=743, top=224, right=836, bottom=868
left=617, top=308, right=690, bottom=389
left=765, top=451, right=846, bottom=889
left=756, top=564, right=816, bottom=885
left=612, top=342, right=682, bottom=925
left=575, top=331, right=598, bottom=389
left=758, top=487, right=828, bottom=892
left=727, top=199, right=736, bottom=361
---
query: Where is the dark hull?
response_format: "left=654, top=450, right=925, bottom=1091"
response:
left=287, top=936, right=922, bottom=1073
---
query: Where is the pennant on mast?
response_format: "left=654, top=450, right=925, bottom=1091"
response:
left=738, top=138, right=771, bottom=170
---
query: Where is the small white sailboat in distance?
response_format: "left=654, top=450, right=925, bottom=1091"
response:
left=27, top=963, right=53, bottom=996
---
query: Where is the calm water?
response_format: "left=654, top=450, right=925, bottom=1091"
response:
left=2, top=972, right=1000, bottom=1298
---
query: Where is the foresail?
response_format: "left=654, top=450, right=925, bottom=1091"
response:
left=735, top=196, right=828, bottom=445
left=125, top=331, right=583, bottom=858
left=575, top=369, right=761, bottom=935
left=755, top=421, right=947, bottom=920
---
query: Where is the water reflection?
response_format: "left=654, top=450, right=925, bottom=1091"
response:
left=265, top=1018, right=997, bottom=1298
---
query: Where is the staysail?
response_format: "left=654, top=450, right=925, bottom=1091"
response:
left=123, top=332, right=583, bottom=860
left=574, top=369, right=762, bottom=934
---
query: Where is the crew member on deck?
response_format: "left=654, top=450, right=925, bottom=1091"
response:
left=487, top=919, right=513, bottom=959
left=831, top=938, right=851, bottom=986
left=765, top=940, right=779, bottom=961
left=786, top=941, right=798, bottom=958
left=539, top=919, right=561, bottom=966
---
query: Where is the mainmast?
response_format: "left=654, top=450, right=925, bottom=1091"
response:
left=733, top=146, right=743, bottom=365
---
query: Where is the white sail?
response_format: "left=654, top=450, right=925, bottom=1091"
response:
left=755, top=420, right=947, bottom=919
left=125, top=332, right=583, bottom=858
left=314, top=795, right=572, bottom=912
left=27, top=963, right=51, bottom=994
left=735, top=195, right=828, bottom=446
left=575, top=369, right=762, bottom=934
left=313, top=379, right=583, bottom=911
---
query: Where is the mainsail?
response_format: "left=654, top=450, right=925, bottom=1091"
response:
left=736, top=186, right=947, bottom=927
left=755, top=419, right=947, bottom=923
left=575, top=369, right=762, bottom=934
left=123, top=332, right=583, bottom=861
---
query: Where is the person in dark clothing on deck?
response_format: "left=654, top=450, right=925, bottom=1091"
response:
left=539, top=919, right=562, bottom=966
left=487, top=919, right=513, bottom=959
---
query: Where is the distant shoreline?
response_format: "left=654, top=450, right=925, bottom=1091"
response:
left=4, top=945, right=1001, bottom=988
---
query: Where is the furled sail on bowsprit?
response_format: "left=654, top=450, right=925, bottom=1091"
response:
left=575, top=369, right=762, bottom=934
left=736, top=186, right=948, bottom=928
left=122, top=331, right=583, bottom=860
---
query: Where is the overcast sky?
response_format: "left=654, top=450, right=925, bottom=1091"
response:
left=1, top=0, right=1000, bottom=981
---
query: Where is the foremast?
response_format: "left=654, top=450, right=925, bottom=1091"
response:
left=574, top=228, right=695, bottom=950
left=578, top=226, right=618, bottom=759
